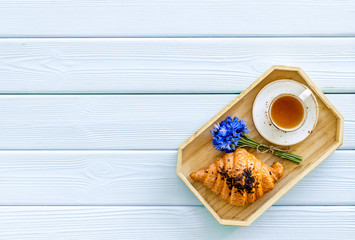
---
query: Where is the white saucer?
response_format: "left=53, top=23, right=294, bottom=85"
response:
left=252, top=80, right=318, bottom=146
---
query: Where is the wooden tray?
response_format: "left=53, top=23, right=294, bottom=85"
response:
left=177, top=65, right=343, bottom=227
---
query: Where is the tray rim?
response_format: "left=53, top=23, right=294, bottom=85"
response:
left=176, top=65, right=344, bottom=227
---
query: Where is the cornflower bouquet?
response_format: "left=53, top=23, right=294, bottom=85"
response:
left=210, top=116, right=302, bottom=164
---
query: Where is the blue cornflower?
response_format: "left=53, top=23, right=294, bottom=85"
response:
left=209, top=116, right=302, bottom=164
left=210, top=116, right=249, bottom=153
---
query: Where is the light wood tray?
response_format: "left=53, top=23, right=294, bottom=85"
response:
left=177, top=65, right=344, bottom=227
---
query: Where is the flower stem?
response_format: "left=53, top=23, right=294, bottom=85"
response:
left=237, top=134, right=302, bottom=164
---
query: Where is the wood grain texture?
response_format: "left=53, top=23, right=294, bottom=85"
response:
left=0, top=94, right=351, bottom=150
left=0, top=0, right=352, bottom=236
left=0, top=150, right=352, bottom=206
left=0, top=206, right=353, bottom=239
left=178, top=66, right=344, bottom=226
left=0, top=38, right=354, bottom=93
left=0, top=1, right=354, bottom=37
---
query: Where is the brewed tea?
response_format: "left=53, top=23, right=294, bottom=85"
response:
left=270, top=95, right=304, bottom=130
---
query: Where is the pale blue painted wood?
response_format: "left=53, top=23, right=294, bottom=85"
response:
left=0, top=206, right=353, bottom=239
left=0, top=38, right=353, bottom=93
left=0, top=94, right=351, bottom=149
left=0, top=0, right=353, bottom=237
left=0, top=1, right=354, bottom=37
left=0, top=150, right=352, bottom=206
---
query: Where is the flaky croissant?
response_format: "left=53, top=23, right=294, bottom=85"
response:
left=190, top=148, right=284, bottom=206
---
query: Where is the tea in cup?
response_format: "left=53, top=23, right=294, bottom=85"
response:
left=268, top=89, right=312, bottom=132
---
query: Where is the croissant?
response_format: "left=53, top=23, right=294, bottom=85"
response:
left=190, top=148, right=284, bottom=206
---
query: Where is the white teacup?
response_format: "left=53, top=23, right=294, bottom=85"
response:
left=268, top=89, right=312, bottom=132
left=252, top=80, right=319, bottom=146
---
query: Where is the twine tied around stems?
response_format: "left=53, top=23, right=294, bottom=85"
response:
left=256, top=144, right=294, bottom=154
left=210, top=116, right=302, bottom=164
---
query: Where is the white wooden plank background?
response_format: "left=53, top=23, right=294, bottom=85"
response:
left=0, top=206, right=353, bottom=240
left=0, top=94, right=352, bottom=149
left=0, top=1, right=354, bottom=37
left=0, top=150, right=352, bottom=206
left=0, top=38, right=353, bottom=93
left=0, top=0, right=354, bottom=237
